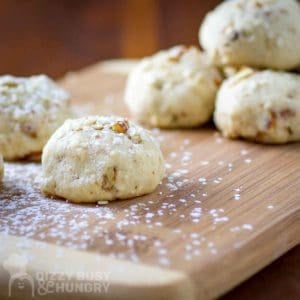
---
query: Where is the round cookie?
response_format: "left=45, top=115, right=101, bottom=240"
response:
left=125, top=45, right=222, bottom=128
left=41, top=116, right=165, bottom=203
left=0, top=75, right=71, bottom=160
left=0, top=154, right=3, bottom=181
left=200, top=0, right=300, bottom=70
left=214, top=69, right=300, bottom=144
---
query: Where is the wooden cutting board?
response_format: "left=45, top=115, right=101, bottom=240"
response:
left=0, top=60, right=299, bottom=300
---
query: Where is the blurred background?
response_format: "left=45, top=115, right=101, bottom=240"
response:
left=0, top=0, right=220, bottom=78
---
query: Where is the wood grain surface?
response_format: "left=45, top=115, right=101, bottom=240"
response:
left=0, top=61, right=299, bottom=300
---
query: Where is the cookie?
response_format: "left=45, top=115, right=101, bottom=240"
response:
left=214, top=69, right=300, bottom=144
left=200, top=0, right=300, bottom=70
left=0, top=75, right=72, bottom=160
left=0, top=154, right=3, bottom=181
left=41, top=116, right=165, bottom=203
left=125, top=45, right=222, bottom=128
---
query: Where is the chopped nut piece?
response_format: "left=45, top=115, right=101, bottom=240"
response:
left=213, top=77, right=222, bottom=86
left=254, top=1, right=263, bottom=8
left=279, top=109, right=296, bottom=119
left=130, top=134, right=142, bottom=144
left=287, top=126, right=294, bottom=135
left=266, top=111, right=277, bottom=130
left=102, top=167, right=117, bottom=191
left=93, top=123, right=104, bottom=130
left=229, top=30, right=240, bottom=42
left=111, top=120, right=129, bottom=133
left=3, top=81, right=18, bottom=88
left=20, top=122, right=37, bottom=138
left=152, top=79, right=164, bottom=90
left=168, top=46, right=190, bottom=62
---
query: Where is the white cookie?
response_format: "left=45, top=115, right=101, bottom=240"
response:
left=125, top=45, right=222, bottom=128
left=214, top=69, right=300, bottom=144
left=0, top=75, right=71, bottom=160
left=41, top=116, right=165, bottom=203
left=0, top=154, right=3, bottom=181
left=200, top=0, right=300, bottom=70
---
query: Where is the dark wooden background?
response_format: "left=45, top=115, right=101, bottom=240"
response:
left=0, top=0, right=299, bottom=299
left=0, top=0, right=219, bottom=77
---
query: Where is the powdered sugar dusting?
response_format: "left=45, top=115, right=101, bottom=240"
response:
left=0, top=133, right=261, bottom=269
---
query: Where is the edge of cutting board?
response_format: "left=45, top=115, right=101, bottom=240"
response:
left=190, top=207, right=300, bottom=299
left=0, top=204, right=298, bottom=300
left=0, top=234, right=195, bottom=300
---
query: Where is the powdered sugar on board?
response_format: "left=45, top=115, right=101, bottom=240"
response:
left=0, top=130, right=281, bottom=269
